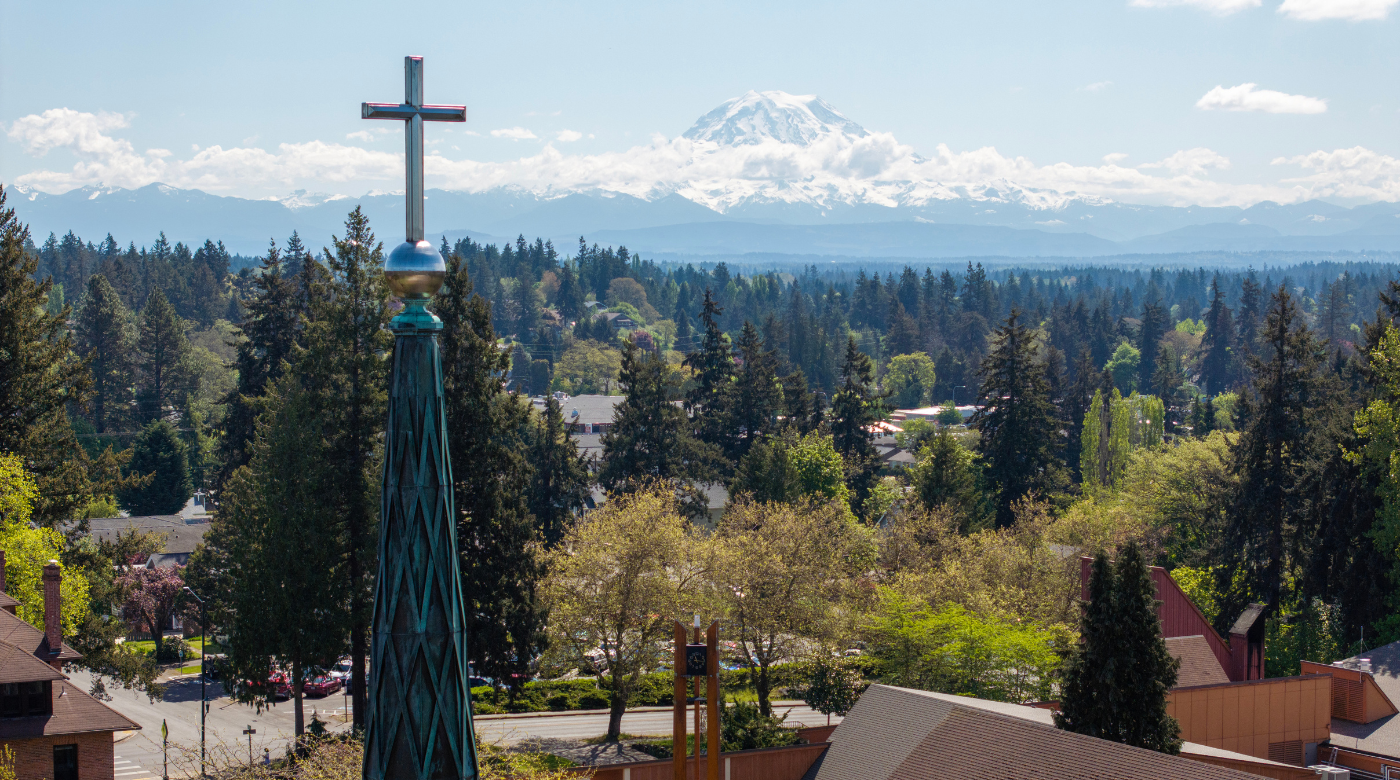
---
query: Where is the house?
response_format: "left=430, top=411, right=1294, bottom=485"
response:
left=807, top=684, right=1317, bottom=780
left=0, top=554, right=141, bottom=780
left=1298, top=643, right=1400, bottom=775
left=560, top=395, right=625, bottom=434
left=87, top=515, right=210, bottom=570
left=599, top=311, right=635, bottom=330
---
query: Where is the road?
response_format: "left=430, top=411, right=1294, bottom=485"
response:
left=75, top=667, right=840, bottom=775
left=475, top=702, right=842, bottom=745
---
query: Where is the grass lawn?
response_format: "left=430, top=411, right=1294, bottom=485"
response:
left=119, top=636, right=222, bottom=660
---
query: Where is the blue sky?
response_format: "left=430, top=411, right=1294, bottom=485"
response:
left=2, top=0, right=1397, bottom=206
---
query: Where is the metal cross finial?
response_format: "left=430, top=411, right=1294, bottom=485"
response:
left=362, top=56, right=466, bottom=243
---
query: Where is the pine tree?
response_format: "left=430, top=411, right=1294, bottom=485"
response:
left=1236, top=272, right=1264, bottom=355
left=118, top=420, right=192, bottom=516
left=75, top=275, right=135, bottom=434
left=435, top=250, right=547, bottom=690
left=973, top=309, right=1067, bottom=526
left=0, top=185, right=131, bottom=525
left=601, top=339, right=721, bottom=492
left=134, top=288, right=194, bottom=423
left=1199, top=276, right=1237, bottom=396
left=884, top=298, right=920, bottom=357
left=216, top=241, right=301, bottom=490
left=830, top=337, right=882, bottom=520
left=527, top=396, right=590, bottom=547
left=1228, top=286, right=1334, bottom=610
left=911, top=427, right=979, bottom=526
left=683, top=289, right=736, bottom=455
left=1137, top=298, right=1169, bottom=395
left=1056, top=544, right=1182, bottom=753
left=730, top=321, right=783, bottom=462
left=295, top=206, right=391, bottom=729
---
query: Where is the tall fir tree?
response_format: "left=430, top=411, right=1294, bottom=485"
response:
left=0, top=185, right=133, bottom=525
left=1056, top=544, right=1182, bottom=754
left=75, top=274, right=135, bottom=434
left=1199, top=276, right=1237, bottom=396
left=135, top=287, right=194, bottom=423
left=973, top=309, right=1068, bottom=526
left=601, top=339, right=721, bottom=492
left=435, top=250, right=547, bottom=690
left=527, top=396, right=591, bottom=547
left=216, top=241, right=301, bottom=490
left=1227, top=286, right=1335, bottom=611
left=830, top=337, right=883, bottom=520
left=295, top=206, right=391, bottom=729
left=683, top=288, right=736, bottom=456
left=117, top=420, right=192, bottom=516
left=730, top=321, right=783, bottom=462
left=1136, top=298, right=1169, bottom=395
left=1236, top=272, right=1264, bottom=356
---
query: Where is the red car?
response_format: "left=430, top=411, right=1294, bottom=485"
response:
left=303, top=675, right=342, bottom=697
left=270, top=672, right=292, bottom=700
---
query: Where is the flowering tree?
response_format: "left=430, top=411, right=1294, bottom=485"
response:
left=119, top=565, right=190, bottom=661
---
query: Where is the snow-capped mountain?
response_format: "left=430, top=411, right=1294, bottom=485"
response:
left=682, top=91, right=870, bottom=146
left=8, top=91, right=1400, bottom=257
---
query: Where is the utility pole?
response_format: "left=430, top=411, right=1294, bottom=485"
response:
left=183, top=587, right=207, bottom=778
left=243, top=726, right=256, bottom=768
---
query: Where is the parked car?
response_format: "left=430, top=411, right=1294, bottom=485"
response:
left=303, top=675, right=342, bottom=697
left=329, top=657, right=353, bottom=682
left=468, top=676, right=490, bottom=689
left=269, top=672, right=291, bottom=700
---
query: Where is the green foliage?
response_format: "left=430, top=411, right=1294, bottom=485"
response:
left=134, top=287, right=195, bottom=423
left=552, top=339, right=622, bottom=395
left=885, top=352, right=937, bottom=409
left=1174, top=318, right=1206, bottom=336
left=911, top=427, right=981, bottom=527
left=1104, top=341, right=1140, bottom=396
left=793, top=657, right=866, bottom=719
left=865, top=593, right=1060, bottom=703
left=720, top=699, right=801, bottom=751
left=0, top=455, right=93, bottom=635
left=831, top=337, right=884, bottom=520
left=1055, top=545, right=1182, bottom=754
left=118, top=420, right=192, bottom=515
left=75, top=274, right=135, bottom=434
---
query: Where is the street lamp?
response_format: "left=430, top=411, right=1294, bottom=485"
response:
left=183, top=587, right=207, bottom=778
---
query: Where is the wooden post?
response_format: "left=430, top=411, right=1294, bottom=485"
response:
left=706, top=621, right=720, bottom=780
left=694, top=622, right=702, bottom=780
left=673, top=621, right=687, bottom=780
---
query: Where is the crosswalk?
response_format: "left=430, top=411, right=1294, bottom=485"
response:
left=113, top=755, right=155, bottom=780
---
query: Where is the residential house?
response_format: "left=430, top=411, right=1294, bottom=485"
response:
left=0, top=553, right=141, bottom=780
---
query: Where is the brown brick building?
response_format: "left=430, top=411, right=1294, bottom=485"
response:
left=0, top=555, right=141, bottom=780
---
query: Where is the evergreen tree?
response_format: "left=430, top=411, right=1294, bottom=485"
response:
left=911, top=427, right=980, bottom=527
left=973, top=309, right=1068, bottom=526
left=1227, top=286, right=1335, bottom=611
left=601, top=339, right=721, bottom=492
left=188, top=374, right=346, bottom=733
left=118, top=420, right=192, bottom=516
left=884, top=298, right=920, bottom=357
left=216, top=241, right=301, bottom=490
left=1137, top=299, right=1169, bottom=394
left=134, top=288, right=194, bottom=423
left=295, top=207, right=391, bottom=729
left=1055, top=544, right=1182, bottom=754
left=1199, top=276, right=1237, bottom=396
left=75, top=274, right=135, bottom=434
left=1236, top=272, right=1264, bottom=355
left=830, top=337, right=883, bottom=520
left=435, top=250, right=547, bottom=690
left=0, top=185, right=130, bottom=525
left=683, top=289, right=736, bottom=455
left=730, top=321, right=783, bottom=462
left=528, top=396, right=590, bottom=547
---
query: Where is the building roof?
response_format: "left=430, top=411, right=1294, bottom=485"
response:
left=0, top=679, right=141, bottom=739
left=0, top=591, right=18, bottom=609
left=87, top=515, right=210, bottom=557
left=806, top=685, right=1294, bottom=780
left=562, top=395, right=625, bottom=426
left=1230, top=603, right=1267, bottom=637
left=1166, top=635, right=1231, bottom=688
left=1331, top=639, right=1400, bottom=757
left=0, top=639, right=66, bottom=684
left=0, top=608, right=80, bottom=661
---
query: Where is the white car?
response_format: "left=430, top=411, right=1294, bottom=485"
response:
left=329, top=657, right=353, bottom=681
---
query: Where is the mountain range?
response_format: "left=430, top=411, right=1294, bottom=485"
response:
left=10, top=91, right=1400, bottom=259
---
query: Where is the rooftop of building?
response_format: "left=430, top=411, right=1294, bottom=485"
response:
left=0, top=608, right=80, bottom=662
left=86, top=514, right=210, bottom=557
left=0, top=679, right=141, bottom=740
left=1330, top=639, right=1400, bottom=757
left=0, top=639, right=66, bottom=684
left=806, top=684, right=1301, bottom=780
left=558, top=395, right=625, bottom=426
left=1165, top=635, right=1231, bottom=688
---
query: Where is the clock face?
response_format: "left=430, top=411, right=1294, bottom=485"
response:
left=685, top=645, right=708, bottom=676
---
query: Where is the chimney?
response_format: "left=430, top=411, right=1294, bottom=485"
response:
left=0, top=548, right=6, bottom=592
left=43, top=560, right=62, bottom=668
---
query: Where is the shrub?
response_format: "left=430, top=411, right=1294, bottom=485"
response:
left=720, top=699, right=800, bottom=751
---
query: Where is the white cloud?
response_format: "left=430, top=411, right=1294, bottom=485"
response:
left=1195, top=83, right=1327, bottom=114
left=491, top=127, right=537, bottom=140
left=1130, top=0, right=1261, bottom=13
left=1139, top=147, right=1232, bottom=175
left=1272, top=146, right=1400, bottom=200
left=556, top=129, right=583, bottom=142
left=10, top=106, right=1400, bottom=209
left=1278, top=0, right=1398, bottom=19
left=346, top=130, right=375, bottom=142
left=1079, top=81, right=1114, bottom=92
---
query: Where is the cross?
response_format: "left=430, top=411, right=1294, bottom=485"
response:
left=362, top=56, right=466, bottom=243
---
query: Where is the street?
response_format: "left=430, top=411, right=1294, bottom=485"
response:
left=475, top=702, right=842, bottom=745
